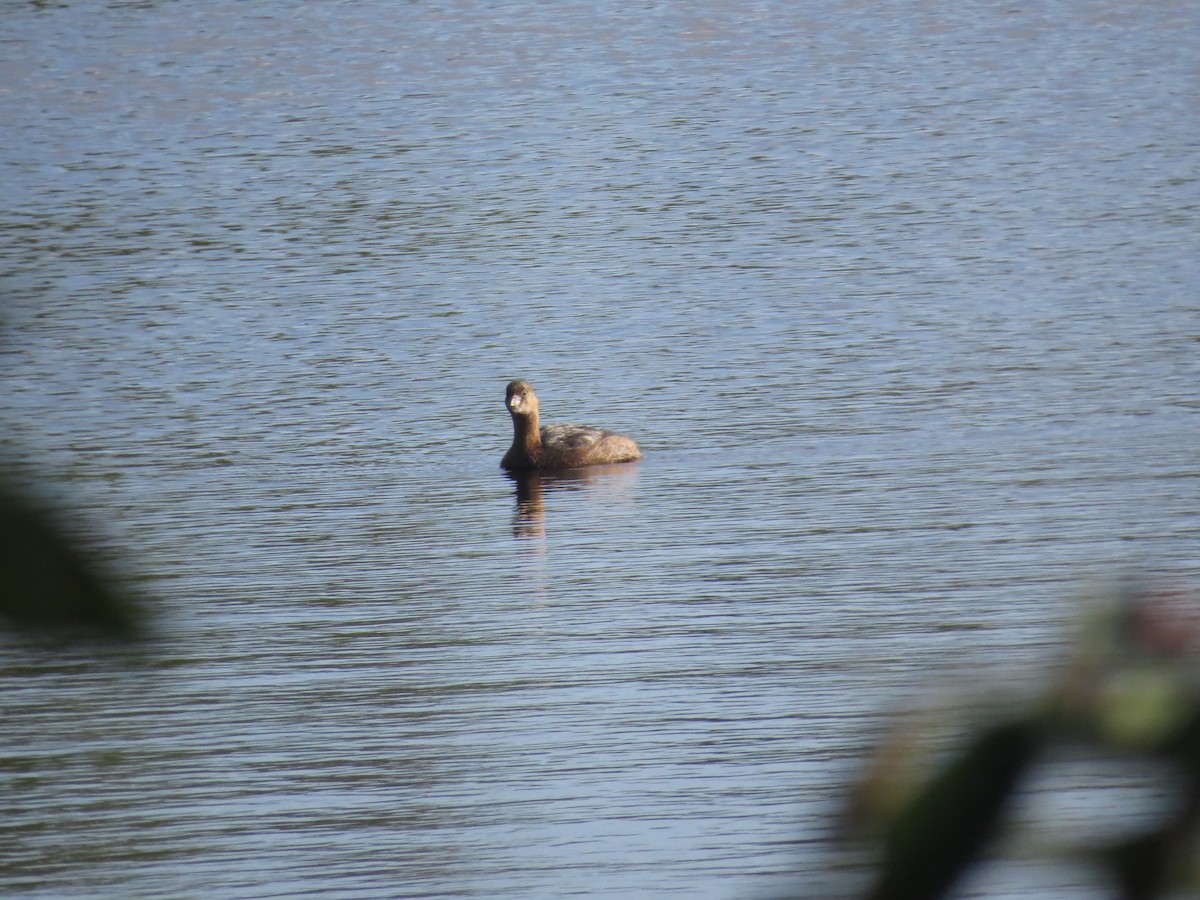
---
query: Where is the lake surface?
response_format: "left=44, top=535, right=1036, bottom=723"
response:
left=2, top=1, right=1198, bottom=897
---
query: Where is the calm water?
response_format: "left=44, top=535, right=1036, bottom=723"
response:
left=2, top=1, right=1198, bottom=897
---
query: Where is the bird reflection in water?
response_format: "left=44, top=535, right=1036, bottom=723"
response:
left=507, top=464, right=640, bottom=540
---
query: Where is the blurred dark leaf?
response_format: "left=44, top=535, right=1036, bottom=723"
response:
left=1105, top=824, right=1183, bottom=900
left=866, top=718, right=1040, bottom=900
left=0, top=483, right=142, bottom=638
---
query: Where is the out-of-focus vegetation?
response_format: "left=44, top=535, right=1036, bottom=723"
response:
left=840, top=580, right=1200, bottom=899
left=0, top=480, right=143, bottom=639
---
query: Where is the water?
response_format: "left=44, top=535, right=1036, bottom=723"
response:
left=2, top=1, right=1198, bottom=897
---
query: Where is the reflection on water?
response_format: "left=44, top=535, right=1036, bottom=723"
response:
left=1, top=0, right=1197, bottom=897
left=509, top=465, right=641, bottom=540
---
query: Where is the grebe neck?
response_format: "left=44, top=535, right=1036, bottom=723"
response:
left=511, top=410, right=542, bottom=452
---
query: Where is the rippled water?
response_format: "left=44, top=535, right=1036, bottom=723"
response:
left=2, top=1, right=1198, bottom=897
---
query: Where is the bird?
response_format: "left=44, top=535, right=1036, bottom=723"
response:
left=500, top=380, right=642, bottom=472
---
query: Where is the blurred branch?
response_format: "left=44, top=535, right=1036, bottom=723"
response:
left=842, top=580, right=1200, bottom=899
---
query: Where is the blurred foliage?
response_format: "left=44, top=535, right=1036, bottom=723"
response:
left=841, top=581, right=1200, bottom=899
left=0, top=480, right=143, bottom=639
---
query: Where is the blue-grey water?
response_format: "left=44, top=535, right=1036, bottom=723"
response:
left=1, top=1, right=1197, bottom=897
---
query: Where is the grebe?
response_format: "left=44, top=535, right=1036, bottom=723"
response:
left=501, top=380, right=642, bottom=472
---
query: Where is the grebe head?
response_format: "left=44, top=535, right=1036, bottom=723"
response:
left=505, top=379, right=538, bottom=416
